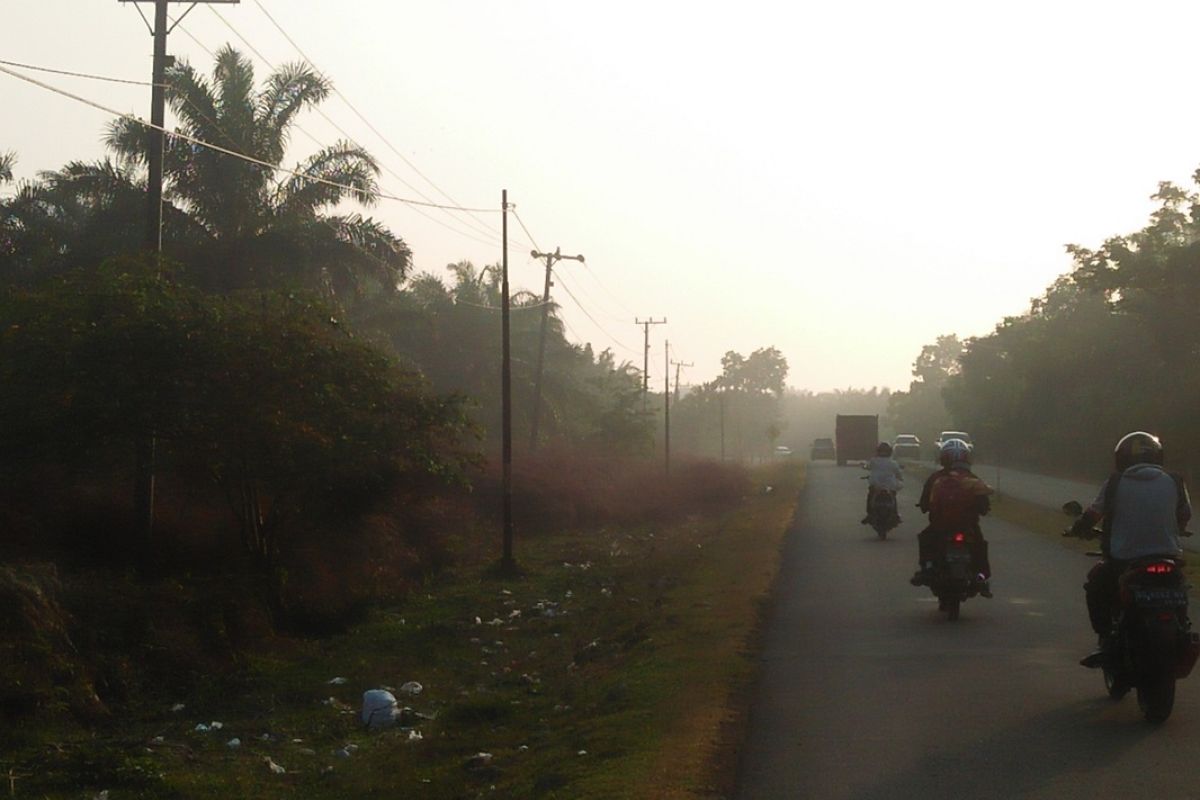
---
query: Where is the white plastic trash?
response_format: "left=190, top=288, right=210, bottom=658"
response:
left=361, top=689, right=399, bottom=729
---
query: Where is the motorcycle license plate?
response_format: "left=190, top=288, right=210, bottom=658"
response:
left=1133, top=588, right=1188, bottom=607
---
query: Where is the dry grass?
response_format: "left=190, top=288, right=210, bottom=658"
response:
left=1, top=461, right=804, bottom=799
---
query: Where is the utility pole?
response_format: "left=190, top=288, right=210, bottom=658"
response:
left=719, top=390, right=726, bottom=461
left=664, top=341, right=671, bottom=475
left=529, top=246, right=584, bottom=450
left=120, top=0, right=240, bottom=551
left=634, top=317, right=666, bottom=410
left=671, top=358, right=693, bottom=403
left=501, top=190, right=515, bottom=573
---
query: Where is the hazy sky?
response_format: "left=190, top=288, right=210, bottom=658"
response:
left=4, top=1, right=1200, bottom=391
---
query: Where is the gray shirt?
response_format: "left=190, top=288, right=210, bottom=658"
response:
left=1088, top=464, right=1191, bottom=561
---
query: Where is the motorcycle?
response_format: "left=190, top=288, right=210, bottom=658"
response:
left=861, top=479, right=899, bottom=539
left=869, top=490, right=899, bottom=539
left=1063, top=500, right=1200, bottom=723
left=926, top=529, right=984, bottom=621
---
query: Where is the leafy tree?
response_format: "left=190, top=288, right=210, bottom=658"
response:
left=673, top=347, right=790, bottom=460
left=0, top=151, right=13, bottom=184
left=886, top=334, right=962, bottom=450
left=0, top=257, right=473, bottom=612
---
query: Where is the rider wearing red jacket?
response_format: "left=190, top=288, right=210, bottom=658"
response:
left=911, top=438, right=994, bottom=597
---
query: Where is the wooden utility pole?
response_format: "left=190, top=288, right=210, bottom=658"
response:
left=634, top=317, right=666, bottom=410
left=529, top=246, right=584, bottom=450
left=120, top=0, right=240, bottom=549
left=671, top=358, right=693, bottom=402
left=501, top=190, right=515, bottom=572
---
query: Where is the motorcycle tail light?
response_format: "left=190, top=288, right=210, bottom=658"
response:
left=952, top=532, right=966, bottom=543
left=1146, top=563, right=1175, bottom=574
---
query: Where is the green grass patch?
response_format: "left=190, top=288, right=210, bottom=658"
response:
left=2, top=463, right=803, bottom=800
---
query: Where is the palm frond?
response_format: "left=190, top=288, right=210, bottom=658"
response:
left=211, top=46, right=258, bottom=146
left=323, top=213, right=412, bottom=286
left=257, top=62, right=331, bottom=163
left=105, top=117, right=150, bottom=167
left=275, top=141, right=379, bottom=218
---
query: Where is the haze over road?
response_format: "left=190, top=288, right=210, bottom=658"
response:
left=736, top=463, right=1199, bottom=800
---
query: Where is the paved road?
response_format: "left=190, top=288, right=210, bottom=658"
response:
left=962, top=462, right=1100, bottom=512
left=735, top=462, right=1199, bottom=800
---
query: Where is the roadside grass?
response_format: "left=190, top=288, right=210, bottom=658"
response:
left=3, top=462, right=803, bottom=800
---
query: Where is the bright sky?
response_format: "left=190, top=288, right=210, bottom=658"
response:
left=4, top=0, right=1199, bottom=391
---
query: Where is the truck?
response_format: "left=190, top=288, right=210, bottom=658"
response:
left=835, top=414, right=879, bottom=466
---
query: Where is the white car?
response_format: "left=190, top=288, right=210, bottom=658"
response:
left=892, top=434, right=921, bottom=460
left=934, top=431, right=974, bottom=456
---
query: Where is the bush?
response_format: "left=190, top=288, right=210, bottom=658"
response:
left=475, top=447, right=750, bottom=535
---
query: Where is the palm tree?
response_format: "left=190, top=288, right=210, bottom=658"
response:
left=0, top=151, right=14, bottom=184
left=100, top=46, right=411, bottom=299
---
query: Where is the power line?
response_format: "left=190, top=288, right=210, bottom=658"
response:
left=0, top=59, right=160, bottom=87
left=511, top=208, right=542, bottom=253
left=203, top=5, right=511, bottom=248
left=0, top=63, right=499, bottom=213
left=250, top=0, right=507, bottom=242
left=557, top=273, right=639, bottom=355
left=580, top=258, right=638, bottom=317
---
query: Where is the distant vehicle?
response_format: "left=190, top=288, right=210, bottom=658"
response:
left=892, top=434, right=921, bottom=460
left=810, top=437, right=836, bottom=461
left=774, top=445, right=793, bottom=458
left=934, top=430, right=974, bottom=458
left=835, top=414, right=879, bottom=466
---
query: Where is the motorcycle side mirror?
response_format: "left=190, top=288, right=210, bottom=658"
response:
left=1062, top=500, right=1084, bottom=518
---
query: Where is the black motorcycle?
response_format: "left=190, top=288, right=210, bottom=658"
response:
left=867, top=488, right=899, bottom=539
left=1063, top=501, right=1200, bottom=723
left=926, top=530, right=984, bottom=621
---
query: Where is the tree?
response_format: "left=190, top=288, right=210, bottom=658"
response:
left=100, top=46, right=410, bottom=301
left=0, top=256, right=473, bottom=615
left=0, top=151, right=13, bottom=184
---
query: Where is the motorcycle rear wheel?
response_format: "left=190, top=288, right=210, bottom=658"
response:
left=1102, top=667, right=1130, bottom=701
left=944, top=597, right=960, bottom=621
left=1137, top=674, right=1176, bottom=723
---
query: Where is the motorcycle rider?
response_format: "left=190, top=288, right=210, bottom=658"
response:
left=1068, top=431, right=1191, bottom=667
left=910, top=438, right=994, bottom=597
left=862, top=441, right=904, bottom=525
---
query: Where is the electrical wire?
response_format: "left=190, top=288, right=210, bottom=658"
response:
left=511, top=207, right=635, bottom=324
left=510, top=208, right=542, bottom=254
left=0, top=63, right=499, bottom=213
left=203, top=6, right=508, bottom=249
left=0, top=59, right=160, bottom=87
left=250, top=0, right=507, bottom=242
left=580, top=258, right=638, bottom=317
left=554, top=272, right=640, bottom=355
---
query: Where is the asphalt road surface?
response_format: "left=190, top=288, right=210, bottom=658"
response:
left=735, top=462, right=1199, bottom=800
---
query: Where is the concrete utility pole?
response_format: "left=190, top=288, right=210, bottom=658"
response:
left=664, top=341, right=671, bottom=475
left=501, top=191, right=515, bottom=573
left=634, top=317, right=666, bottom=409
left=120, top=0, right=240, bottom=549
left=529, top=247, right=584, bottom=450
